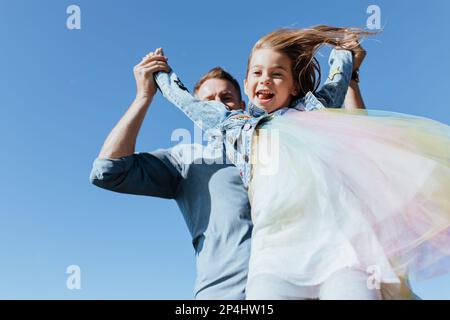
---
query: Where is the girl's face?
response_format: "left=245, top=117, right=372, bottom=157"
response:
left=244, top=48, right=298, bottom=113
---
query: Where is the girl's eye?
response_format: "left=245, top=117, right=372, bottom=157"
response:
left=252, top=71, right=261, bottom=75
left=272, top=73, right=282, bottom=77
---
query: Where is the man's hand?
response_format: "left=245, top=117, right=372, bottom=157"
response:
left=337, top=34, right=367, bottom=109
left=335, top=34, right=367, bottom=72
left=133, top=47, right=170, bottom=100
left=97, top=48, right=170, bottom=159
left=350, top=43, right=366, bottom=72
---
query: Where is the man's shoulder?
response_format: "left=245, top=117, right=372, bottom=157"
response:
left=165, top=143, right=227, bottom=164
left=150, top=145, right=245, bottom=202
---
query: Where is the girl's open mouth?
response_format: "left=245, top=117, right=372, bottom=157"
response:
left=256, top=90, right=275, bottom=103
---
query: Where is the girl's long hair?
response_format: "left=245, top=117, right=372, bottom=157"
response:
left=247, top=25, right=376, bottom=98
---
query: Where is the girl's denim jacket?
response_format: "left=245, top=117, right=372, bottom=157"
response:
left=154, top=49, right=353, bottom=188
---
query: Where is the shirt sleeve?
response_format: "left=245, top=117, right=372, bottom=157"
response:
left=154, top=70, right=231, bottom=131
left=315, top=49, right=353, bottom=108
left=89, top=149, right=183, bottom=199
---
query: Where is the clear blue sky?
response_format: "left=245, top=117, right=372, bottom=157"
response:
left=1, top=0, right=449, bottom=299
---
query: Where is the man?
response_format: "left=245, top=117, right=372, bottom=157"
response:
left=90, top=50, right=252, bottom=299
left=90, top=47, right=378, bottom=300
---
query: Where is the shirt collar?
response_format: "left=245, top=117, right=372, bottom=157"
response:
left=248, top=97, right=306, bottom=117
left=248, top=101, right=267, bottom=117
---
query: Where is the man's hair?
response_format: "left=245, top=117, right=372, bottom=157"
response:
left=193, top=67, right=242, bottom=101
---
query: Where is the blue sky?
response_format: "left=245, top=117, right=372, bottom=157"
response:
left=0, top=0, right=449, bottom=299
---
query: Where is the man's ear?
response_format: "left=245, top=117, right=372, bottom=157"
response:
left=243, top=79, right=248, bottom=96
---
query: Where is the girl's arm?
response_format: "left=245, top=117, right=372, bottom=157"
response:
left=153, top=50, right=231, bottom=132
left=314, top=48, right=353, bottom=108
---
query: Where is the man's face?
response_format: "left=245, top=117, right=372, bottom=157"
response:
left=196, top=78, right=245, bottom=111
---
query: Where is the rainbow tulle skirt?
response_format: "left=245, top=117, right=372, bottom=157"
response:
left=248, top=108, right=450, bottom=298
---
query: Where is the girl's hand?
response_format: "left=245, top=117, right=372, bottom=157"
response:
left=335, top=34, right=367, bottom=71
left=133, top=47, right=170, bottom=100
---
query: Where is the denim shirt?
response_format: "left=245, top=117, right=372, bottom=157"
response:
left=154, top=49, right=353, bottom=188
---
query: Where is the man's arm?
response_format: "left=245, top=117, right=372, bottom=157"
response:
left=344, top=46, right=367, bottom=110
left=99, top=49, right=169, bottom=159
left=90, top=150, right=182, bottom=199
left=98, top=96, right=152, bottom=159
left=91, top=49, right=181, bottom=198
left=344, top=80, right=366, bottom=110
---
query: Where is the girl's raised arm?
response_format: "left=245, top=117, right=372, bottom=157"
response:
left=315, top=48, right=353, bottom=109
left=153, top=50, right=231, bottom=132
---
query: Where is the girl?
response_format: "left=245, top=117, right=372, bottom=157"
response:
left=152, top=26, right=450, bottom=299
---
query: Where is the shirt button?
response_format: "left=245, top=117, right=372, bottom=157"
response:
left=243, top=155, right=249, bottom=162
left=243, top=123, right=251, bottom=131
